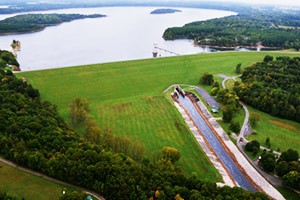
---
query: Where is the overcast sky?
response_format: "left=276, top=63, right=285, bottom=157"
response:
left=188, top=0, right=300, bottom=6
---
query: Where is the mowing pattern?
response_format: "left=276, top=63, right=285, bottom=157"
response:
left=97, top=95, right=221, bottom=181
left=17, top=52, right=300, bottom=181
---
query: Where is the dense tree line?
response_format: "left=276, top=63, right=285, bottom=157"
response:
left=0, top=14, right=106, bottom=35
left=163, top=10, right=300, bottom=50
left=258, top=149, right=300, bottom=190
left=0, top=55, right=269, bottom=199
left=234, top=56, right=300, bottom=122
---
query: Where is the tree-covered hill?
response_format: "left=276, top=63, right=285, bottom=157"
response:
left=163, top=10, right=300, bottom=50
left=0, top=13, right=106, bottom=35
left=0, top=53, right=268, bottom=199
left=234, top=56, right=300, bottom=122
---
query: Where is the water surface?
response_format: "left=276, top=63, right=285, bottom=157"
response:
left=0, top=7, right=235, bottom=71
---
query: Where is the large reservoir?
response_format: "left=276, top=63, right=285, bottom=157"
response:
left=0, top=7, right=235, bottom=71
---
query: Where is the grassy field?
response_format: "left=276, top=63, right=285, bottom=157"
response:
left=0, top=162, right=76, bottom=200
left=17, top=51, right=300, bottom=181
left=276, top=187, right=300, bottom=200
left=246, top=106, right=300, bottom=153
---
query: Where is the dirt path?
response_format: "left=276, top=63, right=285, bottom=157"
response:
left=0, top=157, right=105, bottom=200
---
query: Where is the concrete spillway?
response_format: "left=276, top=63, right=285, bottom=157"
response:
left=177, top=95, right=256, bottom=191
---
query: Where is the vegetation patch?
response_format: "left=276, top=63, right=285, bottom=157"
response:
left=17, top=52, right=299, bottom=178
left=0, top=14, right=106, bottom=35
left=0, top=162, right=76, bottom=200
left=246, top=106, right=300, bottom=153
left=269, top=120, right=297, bottom=131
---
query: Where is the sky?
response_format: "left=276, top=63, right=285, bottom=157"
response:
left=3, top=0, right=300, bottom=7
left=204, top=0, right=300, bottom=6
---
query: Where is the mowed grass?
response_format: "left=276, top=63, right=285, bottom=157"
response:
left=0, top=162, right=76, bottom=200
left=246, top=106, right=300, bottom=153
left=17, top=51, right=300, bottom=181
left=97, top=95, right=219, bottom=180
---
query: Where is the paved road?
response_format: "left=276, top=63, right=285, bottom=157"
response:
left=0, top=157, right=105, bottom=200
left=219, top=75, right=283, bottom=187
left=195, top=87, right=220, bottom=109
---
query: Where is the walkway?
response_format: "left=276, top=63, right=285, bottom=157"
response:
left=0, top=157, right=105, bottom=200
left=219, top=76, right=284, bottom=187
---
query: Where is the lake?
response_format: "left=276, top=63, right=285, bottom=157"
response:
left=0, top=7, right=235, bottom=71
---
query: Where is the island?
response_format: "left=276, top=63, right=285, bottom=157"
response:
left=0, top=13, right=106, bottom=35
left=150, top=8, right=182, bottom=14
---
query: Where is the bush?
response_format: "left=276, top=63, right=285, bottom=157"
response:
left=229, top=120, right=241, bottom=133
left=200, top=73, right=214, bottom=85
left=245, top=140, right=260, bottom=154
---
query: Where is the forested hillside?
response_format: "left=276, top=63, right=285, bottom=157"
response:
left=234, top=56, right=300, bottom=122
left=163, top=10, right=300, bottom=50
left=0, top=50, right=19, bottom=68
left=0, top=54, right=268, bottom=199
left=0, top=14, right=105, bottom=34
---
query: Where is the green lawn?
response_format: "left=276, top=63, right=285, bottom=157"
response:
left=277, top=187, right=300, bottom=200
left=0, top=162, right=76, bottom=200
left=17, top=51, right=300, bottom=181
left=246, top=106, right=300, bottom=153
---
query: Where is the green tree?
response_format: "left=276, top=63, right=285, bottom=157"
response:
left=263, top=55, right=273, bottom=63
left=229, top=120, right=241, bottom=133
left=280, top=149, right=299, bottom=163
left=200, top=72, right=214, bottom=85
left=235, top=63, right=242, bottom=74
left=249, top=112, right=261, bottom=127
left=245, top=140, right=260, bottom=155
left=260, top=152, right=276, bottom=172
left=275, top=161, right=289, bottom=177
left=69, top=97, right=89, bottom=125
left=265, top=137, right=271, bottom=148
left=222, top=106, right=234, bottom=123
left=282, top=171, right=300, bottom=190
left=161, top=147, right=181, bottom=163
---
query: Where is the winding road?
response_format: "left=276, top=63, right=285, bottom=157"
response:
left=0, top=157, right=105, bottom=200
left=219, top=75, right=283, bottom=186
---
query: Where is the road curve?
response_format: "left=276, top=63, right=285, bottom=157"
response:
left=220, top=76, right=284, bottom=187
left=0, top=157, right=105, bottom=200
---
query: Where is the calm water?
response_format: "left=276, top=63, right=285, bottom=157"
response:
left=0, top=7, right=235, bottom=71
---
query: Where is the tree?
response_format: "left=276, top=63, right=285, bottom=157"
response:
left=235, top=63, right=242, bottom=74
left=69, top=97, right=89, bottom=125
left=222, top=106, right=234, bottom=123
left=265, top=137, right=271, bottom=148
left=249, top=112, right=260, bottom=127
left=229, top=120, right=241, bottom=133
left=245, top=140, right=260, bottom=155
left=161, top=147, right=181, bottom=163
left=263, top=55, right=273, bottom=63
left=275, top=161, right=289, bottom=177
left=280, top=149, right=299, bottom=163
left=200, top=73, right=214, bottom=85
left=260, top=152, right=276, bottom=172
left=282, top=171, right=300, bottom=190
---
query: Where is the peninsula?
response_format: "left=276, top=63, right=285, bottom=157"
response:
left=0, top=13, right=106, bottom=35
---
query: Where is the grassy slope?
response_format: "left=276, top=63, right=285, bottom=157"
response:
left=0, top=162, right=76, bottom=200
left=246, top=105, right=300, bottom=153
left=17, top=51, right=300, bottom=181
